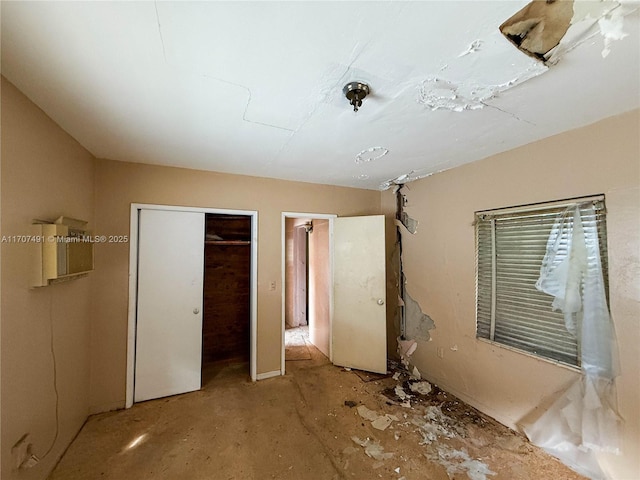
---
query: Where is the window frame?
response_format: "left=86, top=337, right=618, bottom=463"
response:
left=474, top=195, right=608, bottom=369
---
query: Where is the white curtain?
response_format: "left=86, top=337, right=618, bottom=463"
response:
left=524, top=205, right=621, bottom=480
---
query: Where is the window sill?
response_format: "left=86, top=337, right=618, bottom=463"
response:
left=477, top=337, right=582, bottom=374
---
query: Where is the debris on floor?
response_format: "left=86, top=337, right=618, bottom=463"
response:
left=413, top=405, right=466, bottom=444
left=357, top=405, right=380, bottom=422
left=344, top=360, right=524, bottom=479
left=409, top=381, right=432, bottom=395
left=371, top=415, right=396, bottom=431
left=357, top=405, right=399, bottom=431
left=351, top=436, right=394, bottom=461
left=426, top=445, right=496, bottom=480
left=394, top=385, right=410, bottom=401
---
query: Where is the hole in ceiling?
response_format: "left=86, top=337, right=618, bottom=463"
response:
left=500, top=0, right=574, bottom=61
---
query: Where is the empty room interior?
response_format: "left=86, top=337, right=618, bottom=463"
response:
left=1, top=2, right=639, bottom=480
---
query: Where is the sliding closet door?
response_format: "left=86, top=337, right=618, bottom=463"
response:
left=135, top=209, right=205, bottom=402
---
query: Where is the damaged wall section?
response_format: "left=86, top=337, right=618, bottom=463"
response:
left=390, top=184, right=435, bottom=373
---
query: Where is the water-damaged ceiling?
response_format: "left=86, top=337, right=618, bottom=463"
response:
left=2, top=1, right=638, bottom=190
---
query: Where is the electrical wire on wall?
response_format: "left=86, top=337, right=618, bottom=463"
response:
left=41, top=289, right=60, bottom=460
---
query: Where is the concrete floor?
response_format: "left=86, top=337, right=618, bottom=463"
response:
left=49, top=336, right=586, bottom=480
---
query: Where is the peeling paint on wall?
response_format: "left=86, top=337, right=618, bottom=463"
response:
left=404, top=290, right=436, bottom=342
left=397, top=215, right=418, bottom=235
left=395, top=184, right=419, bottom=235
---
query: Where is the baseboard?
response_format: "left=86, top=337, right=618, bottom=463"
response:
left=256, top=370, right=282, bottom=381
left=89, top=400, right=125, bottom=415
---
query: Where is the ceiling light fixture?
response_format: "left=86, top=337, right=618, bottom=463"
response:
left=343, top=82, right=370, bottom=112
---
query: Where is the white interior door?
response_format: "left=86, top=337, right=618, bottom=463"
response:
left=135, top=209, right=205, bottom=402
left=333, top=215, right=387, bottom=374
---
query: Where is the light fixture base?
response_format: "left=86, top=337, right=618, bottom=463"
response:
left=343, top=82, right=370, bottom=112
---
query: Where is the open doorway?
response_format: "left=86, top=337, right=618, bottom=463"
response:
left=282, top=213, right=335, bottom=373
left=281, top=213, right=388, bottom=376
left=284, top=219, right=312, bottom=361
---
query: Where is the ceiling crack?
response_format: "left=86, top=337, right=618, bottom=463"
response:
left=238, top=86, right=296, bottom=132
left=149, top=7, right=292, bottom=134
left=201, top=75, right=295, bottom=133
left=482, top=102, right=537, bottom=125
left=154, top=1, right=167, bottom=62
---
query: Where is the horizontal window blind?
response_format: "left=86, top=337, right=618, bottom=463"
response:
left=475, top=199, right=608, bottom=367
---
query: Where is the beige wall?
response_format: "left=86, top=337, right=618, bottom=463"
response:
left=1, top=78, right=96, bottom=479
left=90, top=159, right=380, bottom=412
left=381, top=109, right=640, bottom=479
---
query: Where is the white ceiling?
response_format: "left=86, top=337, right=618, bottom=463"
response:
left=2, top=1, right=639, bottom=190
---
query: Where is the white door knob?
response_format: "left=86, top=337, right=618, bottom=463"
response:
left=193, top=308, right=200, bottom=314
left=377, top=299, right=384, bottom=305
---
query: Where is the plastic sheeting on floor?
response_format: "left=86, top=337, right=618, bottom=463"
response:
left=525, top=204, right=621, bottom=480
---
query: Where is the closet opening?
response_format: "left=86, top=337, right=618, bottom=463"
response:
left=202, top=213, right=252, bottom=385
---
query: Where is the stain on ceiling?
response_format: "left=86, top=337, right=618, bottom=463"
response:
left=2, top=1, right=638, bottom=190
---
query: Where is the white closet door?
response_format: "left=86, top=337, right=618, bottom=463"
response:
left=333, top=215, right=387, bottom=374
left=135, top=209, right=205, bottom=402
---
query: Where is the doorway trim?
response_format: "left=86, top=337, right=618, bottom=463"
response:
left=281, top=212, right=336, bottom=375
left=126, top=203, right=258, bottom=408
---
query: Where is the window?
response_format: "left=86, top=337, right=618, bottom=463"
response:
left=475, top=196, right=608, bottom=367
